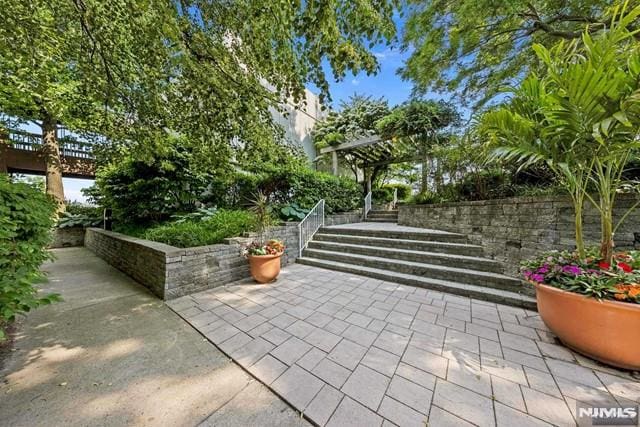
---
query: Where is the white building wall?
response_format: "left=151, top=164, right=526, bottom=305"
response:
left=271, top=88, right=325, bottom=163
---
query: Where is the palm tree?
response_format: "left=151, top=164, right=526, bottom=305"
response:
left=482, top=1, right=640, bottom=263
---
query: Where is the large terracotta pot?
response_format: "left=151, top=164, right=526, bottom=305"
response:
left=248, top=253, right=283, bottom=283
left=535, top=282, right=640, bottom=370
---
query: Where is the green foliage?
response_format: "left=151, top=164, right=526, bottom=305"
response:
left=376, top=100, right=460, bottom=142
left=1, top=0, right=397, bottom=166
left=142, top=209, right=255, bottom=248
left=401, top=0, right=619, bottom=107
left=312, top=95, right=390, bottom=148
left=385, top=183, right=412, bottom=201
left=0, top=175, right=60, bottom=339
left=88, top=140, right=222, bottom=223
left=250, top=192, right=278, bottom=244
left=482, top=2, right=640, bottom=261
left=171, top=207, right=218, bottom=224
left=279, top=203, right=310, bottom=221
left=258, top=167, right=362, bottom=214
left=407, top=169, right=563, bottom=205
left=373, top=183, right=414, bottom=204
left=372, top=187, right=393, bottom=204
left=57, top=212, right=102, bottom=229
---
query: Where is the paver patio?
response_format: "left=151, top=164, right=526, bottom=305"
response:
left=169, top=263, right=640, bottom=427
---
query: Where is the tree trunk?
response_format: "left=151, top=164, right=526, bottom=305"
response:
left=420, top=149, right=429, bottom=194
left=600, top=196, right=614, bottom=264
left=42, top=114, right=65, bottom=213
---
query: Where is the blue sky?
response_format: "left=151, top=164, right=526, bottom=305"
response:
left=318, top=45, right=415, bottom=108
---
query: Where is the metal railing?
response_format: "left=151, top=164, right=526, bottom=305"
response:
left=363, top=191, right=372, bottom=220
left=392, top=187, right=398, bottom=209
left=298, top=199, right=325, bottom=257
left=3, top=130, right=94, bottom=159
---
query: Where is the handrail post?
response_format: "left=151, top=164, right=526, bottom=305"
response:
left=363, top=191, right=372, bottom=220
left=298, top=199, right=325, bottom=259
left=393, top=187, right=398, bottom=209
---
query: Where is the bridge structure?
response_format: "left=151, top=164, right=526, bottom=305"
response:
left=0, top=129, right=96, bottom=179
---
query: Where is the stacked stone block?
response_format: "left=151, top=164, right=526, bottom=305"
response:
left=399, top=195, right=640, bottom=274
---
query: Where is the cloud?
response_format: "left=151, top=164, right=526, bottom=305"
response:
left=351, top=79, right=360, bottom=86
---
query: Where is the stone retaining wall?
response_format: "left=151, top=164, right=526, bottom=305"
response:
left=325, top=210, right=362, bottom=226
left=50, top=227, right=85, bottom=248
left=85, top=223, right=299, bottom=299
left=399, top=195, right=640, bottom=274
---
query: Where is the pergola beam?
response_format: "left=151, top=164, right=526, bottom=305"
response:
left=319, top=135, right=382, bottom=154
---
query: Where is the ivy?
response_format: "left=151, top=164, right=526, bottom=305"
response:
left=0, top=175, right=60, bottom=339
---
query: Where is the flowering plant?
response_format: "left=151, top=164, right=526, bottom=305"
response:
left=243, top=239, right=285, bottom=257
left=521, top=248, right=640, bottom=304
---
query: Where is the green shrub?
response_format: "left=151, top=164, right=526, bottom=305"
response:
left=65, top=201, right=102, bottom=217
left=372, top=187, right=393, bottom=203
left=0, top=175, right=60, bottom=339
left=88, top=142, right=225, bottom=223
left=251, top=167, right=361, bottom=214
left=142, top=209, right=255, bottom=247
left=57, top=212, right=103, bottom=228
left=385, top=183, right=412, bottom=200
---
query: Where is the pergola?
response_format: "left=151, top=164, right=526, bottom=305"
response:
left=318, top=135, right=420, bottom=191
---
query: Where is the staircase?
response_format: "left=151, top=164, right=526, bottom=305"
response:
left=297, top=225, right=536, bottom=310
left=365, top=209, right=398, bottom=223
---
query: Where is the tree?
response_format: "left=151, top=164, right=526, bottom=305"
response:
left=312, top=95, right=391, bottom=187
left=313, top=95, right=390, bottom=148
left=400, top=0, right=632, bottom=108
left=483, top=1, right=640, bottom=263
left=0, top=0, right=399, bottom=210
left=376, top=100, right=460, bottom=193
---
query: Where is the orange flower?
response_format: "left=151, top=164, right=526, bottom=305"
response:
left=629, top=287, right=640, bottom=298
left=614, top=284, right=628, bottom=292
left=614, top=293, right=627, bottom=300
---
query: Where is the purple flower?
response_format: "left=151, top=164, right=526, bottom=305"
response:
left=562, top=265, right=582, bottom=275
left=530, top=273, right=545, bottom=283
left=536, top=264, right=550, bottom=274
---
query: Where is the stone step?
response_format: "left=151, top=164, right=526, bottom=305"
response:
left=364, top=218, right=398, bottom=223
left=314, top=233, right=485, bottom=256
left=366, top=215, right=398, bottom=220
left=307, top=241, right=503, bottom=273
left=297, top=257, right=537, bottom=310
left=302, top=249, right=523, bottom=293
left=320, top=227, right=468, bottom=243
left=369, top=210, right=398, bottom=215
left=367, top=212, right=398, bottom=217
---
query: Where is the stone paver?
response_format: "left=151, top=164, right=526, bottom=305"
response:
left=174, top=263, right=640, bottom=427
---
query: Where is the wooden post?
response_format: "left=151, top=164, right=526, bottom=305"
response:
left=0, top=131, right=8, bottom=174
left=331, top=150, right=338, bottom=175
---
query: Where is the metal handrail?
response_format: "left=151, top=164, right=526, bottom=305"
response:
left=3, top=129, right=95, bottom=159
left=298, top=199, right=325, bottom=257
left=363, top=191, right=372, bottom=220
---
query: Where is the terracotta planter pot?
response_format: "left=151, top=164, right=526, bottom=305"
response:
left=248, top=253, right=283, bottom=283
left=535, top=282, right=640, bottom=370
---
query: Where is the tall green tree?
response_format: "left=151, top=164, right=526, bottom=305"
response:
left=0, top=0, right=399, bottom=209
left=376, top=100, right=460, bottom=193
left=312, top=95, right=391, bottom=185
left=400, top=0, right=631, bottom=108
